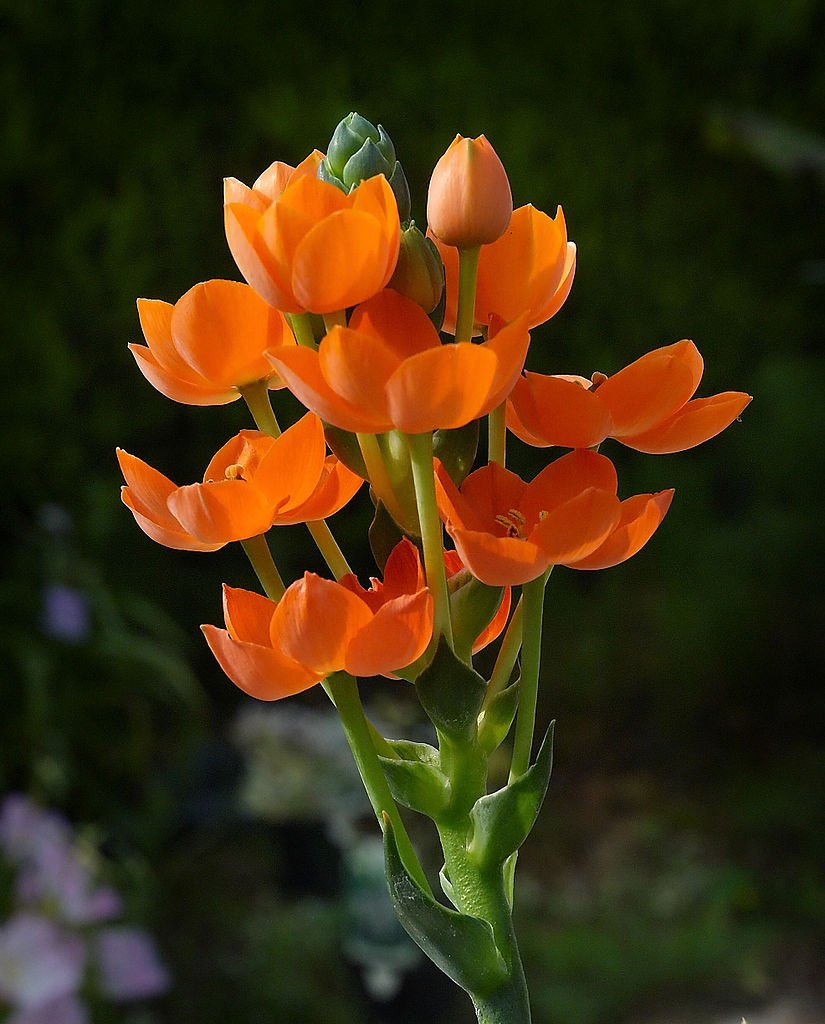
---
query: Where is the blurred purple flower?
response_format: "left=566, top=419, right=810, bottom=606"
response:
left=0, top=914, right=85, bottom=1010
left=94, top=926, right=170, bottom=1000
left=7, top=994, right=89, bottom=1024
left=41, top=584, right=90, bottom=643
left=0, top=796, right=70, bottom=863
left=15, top=836, right=122, bottom=926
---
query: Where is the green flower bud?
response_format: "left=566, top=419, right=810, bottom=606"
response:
left=321, top=112, right=411, bottom=221
left=389, top=223, right=445, bottom=314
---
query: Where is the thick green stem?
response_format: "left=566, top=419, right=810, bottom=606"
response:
left=324, top=672, right=432, bottom=896
left=240, top=535, right=285, bottom=601
left=508, top=574, right=548, bottom=783
left=472, top=980, right=532, bottom=1024
left=488, top=401, right=507, bottom=466
left=405, top=432, right=453, bottom=648
left=285, top=312, right=317, bottom=349
left=455, top=246, right=481, bottom=344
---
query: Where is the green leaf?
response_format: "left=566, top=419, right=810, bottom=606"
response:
left=383, top=816, right=507, bottom=996
left=468, top=722, right=555, bottom=869
left=477, top=680, right=520, bottom=754
left=379, top=755, right=450, bottom=816
left=384, top=737, right=440, bottom=765
left=415, top=637, right=486, bottom=739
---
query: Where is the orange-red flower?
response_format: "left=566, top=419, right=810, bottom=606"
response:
left=508, top=340, right=752, bottom=453
left=225, top=169, right=400, bottom=315
left=433, top=204, right=576, bottom=336
left=435, top=451, right=674, bottom=586
left=118, top=413, right=361, bottom=550
left=202, top=541, right=434, bottom=699
left=268, top=289, right=531, bottom=435
left=427, top=135, right=513, bottom=248
left=129, top=279, right=295, bottom=406
left=223, top=150, right=325, bottom=210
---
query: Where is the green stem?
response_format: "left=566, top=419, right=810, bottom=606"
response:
left=508, top=573, right=548, bottom=783
left=322, top=309, right=347, bottom=333
left=357, top=432, right=409, bottom=528
left=240, top=534, right=286, bottom=601
left=455, top=246, right=481, bottom=344
left=306, top=520, right=351, bottom=579
left=488, top=401, right=507, bottom=466
left=324, top=672, right=432, bottom=896
left=472, top=981, right=532, bottom=1024
left=405, top=432, right=453, bottom=648
left=241, top=381, right=281, bottom=437
left=286, top=312, right=317, bottom=349
left=483, top=599, right=523, bottom=709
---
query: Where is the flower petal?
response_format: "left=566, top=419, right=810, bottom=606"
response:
left=521, top=449, right=618, bottom=526
left=620, top=392, right=752, bottom=454
left=530, top=487, right=621, bottom=564
left=446, top=526, right=550, bottom=587
left=316, top=326, right=397, bottom=423
left=128, top=344, right=237, bottom=406
left=167, top=480, right=274, bottom=544
left=222, top=584, right=276, bottom=645
left=225, top=202, right=299, bottom=311
left=344, top=590, right=433, bottom=677
left=457, top=462, right=528, bottom=533
left=349, top=289, right=439, bottom=359
left=276, top=456, right=363, bottom=524
left=252, top=412, right=327, bottom=511
left=571, top=490, right=674, bottom=569
left=508, top=372, right=611, bottom=449
left=202, top=625, right=319, bottom=700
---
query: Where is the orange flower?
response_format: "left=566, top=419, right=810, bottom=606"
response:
left=427, top=135, right=513, bottom=248
left=433, top=204, right=576, bottom=335
left=225, top=170, right=400, bottom=314
left=118, top=413, right=361, bottom=550
left=435, top=450, right=673, bottom=586
left=508, top=340, right=752, bottom=453
left=223, top=150, right=325, bottom=210
left=129, top=279, right=294, bottom=406
left=268, top=289, right=531, bottom=435
left=202, top=544, right=434, bottom=699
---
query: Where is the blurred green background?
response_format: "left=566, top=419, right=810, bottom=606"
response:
left=2, top=0, right=824, bottom=1021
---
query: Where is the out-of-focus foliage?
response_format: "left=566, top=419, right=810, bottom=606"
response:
left=1, top=0, right=823, bottom=1020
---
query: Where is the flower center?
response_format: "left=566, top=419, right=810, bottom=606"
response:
left=495, top=508, right=527, bottom=539
left=224, top=463, right=247, bottom=481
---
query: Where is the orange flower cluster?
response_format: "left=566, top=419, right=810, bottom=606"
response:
left=119, top=118, right=751, bottom=706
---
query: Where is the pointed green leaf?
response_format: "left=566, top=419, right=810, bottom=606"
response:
left=379, top=755, right=450, bottom=816
left=384, top=737, right=440, bottom=765
left=477, top=680, right=520, bottom=754
left=415, top=637, right=486, bottom=739
left=383, top=816, right=507, bottom=996
left=468, top=723, right=555, bottom=869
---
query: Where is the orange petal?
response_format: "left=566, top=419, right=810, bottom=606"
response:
left=596, top=340, right=704, bottom=436
left=472, top=586, right=511, bottom=653
left=385, top=342, right=498, bottom=433
left=292, top=209, right=395, bottom=313
left=434, top=460, right=490, bottom=534
left=522, top=449, right=618, bottom=525
left=252, top=412, right=327, bottom=511
left=533, top=241, right=577, bottom=325
left=202, top=625, right=319, bottom=701
left=117, top=448, right=179, bottom=522
left=529, top=488, right=621, bottom=564
left=508, top=372, right=611, bottom=449
left=348, top=289, right=439, bottom=359
left=277, top=456, right=362, bottom=525
left=317, top=326, right=397, bottom=423
left=344, top=591, right=433, bottom=677
left=171, top=280, right=288, bottom=387
left=571, top=490, right=674, bottom=570
left=221, top=584, right=276, bottom=645
left=167, top=480, right=274, bottom=544
left=619, top=393, right=752, bottom=454
left=446, top=527, right=550, bottom=587
left=483, top=313, right=532, bottom=409
left=268, top=344, right=391, bottom=433
left=458, top=462, right=528, bottom=533
left=120, top=489, right=221, bottom=551
left=349, top=176, right=402, bottom=283
left=381, top=537, right=427, bottom=600
left=202, top=430, right=276, bottom=483
left=271, top=574, right=373, bottom=676
left=225, top=202, right=300, bottom=312
left=128, top=344, right=237, bottom=406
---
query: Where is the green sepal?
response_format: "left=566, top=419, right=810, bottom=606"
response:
left=468, top=722, right=555, bottom=868
left=477, top=681, right=520, bottom=754
left=450, top=574, right=505, bottom=663
left=343, top=137, right=393, bottom=186
left=383, top=815, right=508, bottom=996
left=438, top=863, right=458, bottom=909
left=415, top=637, right=486, bottom=739
left=379, top=755, right=450, bottom=816
left=433, top=420, right=479, bottom=487
left=384, top=737, right=440, bottom=764
left=387, top=160, right=411, bottom=222
left=323, top=424, right=367, bottom=478
left=317, top=159, right=346, bottom=192
left=368, top=499, right=405, bottom=571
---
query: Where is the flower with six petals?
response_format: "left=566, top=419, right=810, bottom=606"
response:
left=508, top=339, right=752, bottom=453
left=435, top=450, right=674, bottom=586
left=117, top=413, right=361, bottom=551
left=268, top=289, right=531, bottom=435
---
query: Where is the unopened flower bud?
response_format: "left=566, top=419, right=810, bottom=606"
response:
left=389, top=223, right=445, bottom=313
left=427, top=134, right=512, bottom=248
left=320, top=112, right=411, bottom=221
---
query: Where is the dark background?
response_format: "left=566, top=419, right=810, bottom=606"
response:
left=2, top=1, right=824, bottom=1021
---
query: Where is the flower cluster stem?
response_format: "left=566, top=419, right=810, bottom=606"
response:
left=240, top=535, right=285, bottom=602
left=488, top=402, right=507, bottom=466
left=484, top=598, right=523, bottom=708
left=455, top=246, right=480, bottom=344
left=405, top=431, right=453, bottom=648
left=285, top=312, right=317, bottom=349
left=325, top=672, right=432, bottom=896
left=241, top=381, right=281, bottom=437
